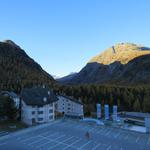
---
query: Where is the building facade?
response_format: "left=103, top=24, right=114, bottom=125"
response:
left=56, top=95, right=84, bottom=118
left=21, top=87, right=58, bottom=125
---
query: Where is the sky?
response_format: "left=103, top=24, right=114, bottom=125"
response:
left=0, top=0, right=150, bottom=77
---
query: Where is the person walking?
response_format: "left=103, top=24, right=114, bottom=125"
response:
left=85, top=131, right=90, bottom=140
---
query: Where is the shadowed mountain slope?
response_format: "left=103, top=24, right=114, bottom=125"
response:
left=0, top=40, right=55, bottom=92
left=59, top=43, right=150, bottom=85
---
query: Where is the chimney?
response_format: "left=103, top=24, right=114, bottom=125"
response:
left=43, top=97, right=47, bottom=102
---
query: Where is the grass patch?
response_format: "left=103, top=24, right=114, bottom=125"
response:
left=0, top=120, right=28, bottom=132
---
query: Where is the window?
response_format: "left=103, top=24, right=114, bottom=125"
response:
left=49, top=109, right=53, bottom=113
left=32, top=118, right=36, bottom=124
left=68, top=107, right=70, bottom=110
left=32, top=111, right=35, bottom=115
left=49, top=116, right=53, bottom=120
left=38, top=111, right=43, bottom=114
left=38, top=106, right=42, bottom=109
left=68, top=103, right=71, bottom=106
left=38, top=118, right=43, bottom=121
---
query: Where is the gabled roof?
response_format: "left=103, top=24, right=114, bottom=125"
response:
left=58, top=94, right=83, bottom=105
left=21, top=87, right=58, bottom=106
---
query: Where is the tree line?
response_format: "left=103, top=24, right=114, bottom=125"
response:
left=54, top=84, right=150, bottom=115
left=0, top=81, right=150, bottom=116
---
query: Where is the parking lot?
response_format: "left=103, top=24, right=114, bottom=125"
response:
left=0, top=119, right=150, bottom=150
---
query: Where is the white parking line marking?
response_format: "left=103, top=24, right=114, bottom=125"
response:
left=53, top=134, right=66, bottom=140
left=61, top=136, right=75, bottom=143
left=106, top=145, right=111, bottom=150
left=78, top=140, right=92, bottom=150
left=101, top=129, right=108, bottom=134
left=0, top=131, right=9, bottom=135
left=29, top=138, right=44, bottom=146
left=47, top=143, right=65, bottom=150
left=74, top=125, right=82, bottom=128
left=41, top=131, right=53, bottom=136
left=115, top=132, right=121, bottom=139
left=16, top=132, right=35, bottom=140
left=39, top=135, right=76, bottom=149
left=92, top=143, right=101, bottom=150
left=62, top=138, right=81, bottom=150
left=97, top=129, right=103, bottom=134
left=124, top=134, right=128, bottom=140
left=80, top=126, right=87, bottom=130
left=35, top=140, right=53, bottom=149
left=20, top=135, right=38, bottom=142
left=105, top=130, right=111, bottom=136
left=62, top=122, right=70, bottom=126
left=0, top=142, right=7, bottom=146
left=147, top=136, right=150, bottom=145
left=89, top=128, right=95, bottom=132
left=42, top=132, right=60, bottom=138
left=136, top=136, right=140, bottom=143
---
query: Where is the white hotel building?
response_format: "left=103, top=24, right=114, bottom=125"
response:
left=56, top=94, right=84, bottom=118
left=21, top=87, right=58, bottom=125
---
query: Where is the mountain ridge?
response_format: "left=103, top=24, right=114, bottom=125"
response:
left=89, top=43, right=150, bottom=65
left=0, top=40, right=55, bottom=92
left=59, top=43, right=150, bottom=85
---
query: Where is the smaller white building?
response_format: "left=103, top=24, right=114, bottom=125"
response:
left=0, top=91, right=20, bottom=109
left=56, top=95, right=84, bottom=118
left=21, top=87, right=58, bottom=125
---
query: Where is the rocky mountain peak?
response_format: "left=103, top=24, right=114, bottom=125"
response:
left=59, top=42, right=150, bottom=85
left=89, top=43, right=150, bottom=65
left=3, top=40, right=20, bottom=48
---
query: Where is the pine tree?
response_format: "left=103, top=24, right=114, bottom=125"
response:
left=133, top=99, right=141, bottom=112
left=143, top=96, right=150, bottom=113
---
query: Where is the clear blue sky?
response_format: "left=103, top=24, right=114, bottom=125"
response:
left=0, top=0, right=150, bottom=77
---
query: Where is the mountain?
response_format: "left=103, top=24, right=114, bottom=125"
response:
left=0, top=40, right=55, bottom=92
left=57, top=72, right=77, bottom=83
left=59, top=43, right=150, bottom=85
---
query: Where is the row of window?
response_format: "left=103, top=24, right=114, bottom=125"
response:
left=62, top=107, right=71, bottom=110
left=32, top=104, right=53, bottom=108
left=33, top=116, right=53, bottom=122
left=32, top=109, right=53, bottom=115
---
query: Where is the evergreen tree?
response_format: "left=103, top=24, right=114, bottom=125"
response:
left=0, top=96, right=18, bottom=120
left=143, top=96, right=150, bottom=113
left=133, top=99, right=141, bottom=112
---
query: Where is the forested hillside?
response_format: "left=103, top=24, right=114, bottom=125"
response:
left=54, top=84, right=150, bottom=114
left=0, top=40, right=55, bottom=93
left=0, top=40, right=150, bottom=114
